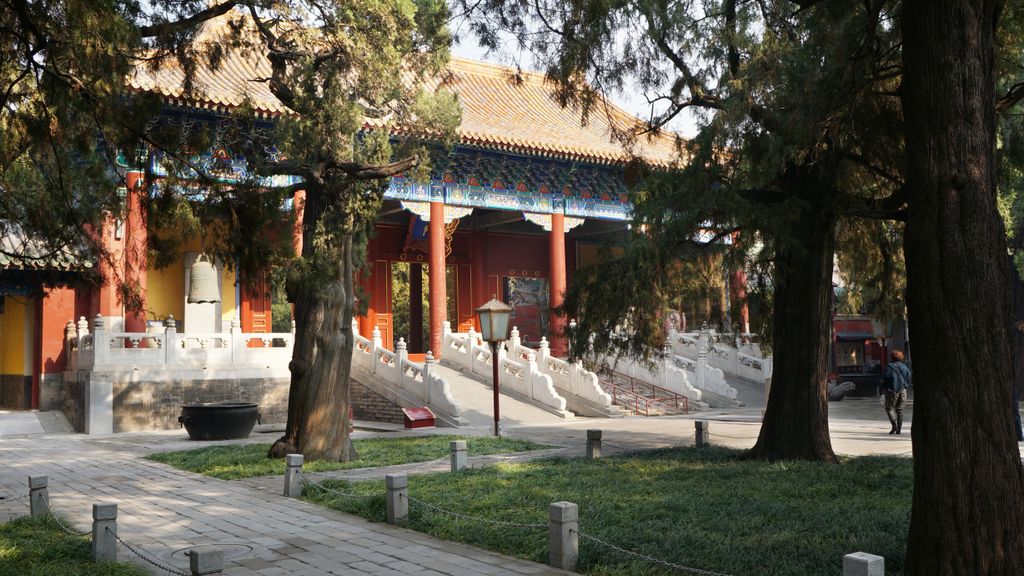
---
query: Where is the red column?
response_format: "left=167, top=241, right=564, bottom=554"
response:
left=729, top=232, right=750, bottom=334
left=358, top=237, right=377, bottom=339
left=409, top=263, right=424, bottom=352
left=549, top=213, right=567, bottom=357
left=471, top=230, right=488, bottom=329
left=123, top=171, right=148, bottom=332
left=292, top=190, right=306, bottom=257
left=429, top=201, right=447, bottom=356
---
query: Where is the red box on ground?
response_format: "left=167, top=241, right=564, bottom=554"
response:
left=403, top=407, right=435, bottom=429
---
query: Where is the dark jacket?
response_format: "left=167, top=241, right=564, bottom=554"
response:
left=882, top=361, right=912, bottom=393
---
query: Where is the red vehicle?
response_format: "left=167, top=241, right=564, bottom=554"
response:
left=829, top=316, right=889, bottom=397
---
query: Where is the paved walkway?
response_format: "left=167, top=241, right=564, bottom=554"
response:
left=0, top=393, right=917, bottom=576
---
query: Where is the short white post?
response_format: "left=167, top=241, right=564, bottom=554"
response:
left=843, top=552, right=884, bottom=576
left=538, top=337, right=551, bottom=365
left=450, top=440, right=467, bottom=472
left=92, top=314, right=109, bottom=366
left=385, top=473, right=408, bottom=526
left=188, top=548, right=224, bottom=575
left=230, top=316, right=243, bottom=365
left=548, top=501, right=578, bottom=571
left=424, top=351, right=436, bottom=403
left=64, top=320, right=78, bottom=370
left=509, top=326, right=521, bottom=358
left=28, top=475, right=48, bottom=518
left=467, top=326, right=479, bottom=373
left=586, top=429, right=602, bottom=459
left=284, top=454, right=304, bottom=497
left=164, top=315, right=178, bottom=364
left=91, top=503, right=117, bottom=562
left=695, top=420, right=709, bottom=448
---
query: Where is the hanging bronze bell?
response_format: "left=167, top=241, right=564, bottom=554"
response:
left=187, top=254, right=221, bottom=303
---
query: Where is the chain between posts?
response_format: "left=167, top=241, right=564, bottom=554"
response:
left=574, top=529, right=739, bottom=576
left=709, top=432, right=761, bottom=440
left=301, top=476, right=379, bottom=500
left=42, top=500, right=91, bottom=535
left=406, top=495, right=546, bottom=530
left=110, top=527, right=190, bottom=576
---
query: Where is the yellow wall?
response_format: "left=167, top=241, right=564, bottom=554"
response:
left=0, top=296, right=28, bottom=375
left=221, top=266, right=237, bottom=327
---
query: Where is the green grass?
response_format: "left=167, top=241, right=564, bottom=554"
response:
left=0, top=515, right=149, bottom=576
left=147, top=435, right=549, bottom=479
left=304, top=446, right=912, bottom=576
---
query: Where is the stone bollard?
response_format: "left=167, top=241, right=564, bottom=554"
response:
left=385, top=473, right=408, bottom=526
left=28, top=475, right=48, bottom=518
left=586, top=430, right=602, bottom=459
left=695, top=420, right=709, bottom=448
left=283, top=454, right=304, bottom=498
left=188, top=548, right=224, bottom=575
left=548, top=501, right=579, bottom=571
left=450, top=440, right=467, bottom=472
left=91, top=503, right=118, bottom=562
left=843, top=552, right=884, bottom=576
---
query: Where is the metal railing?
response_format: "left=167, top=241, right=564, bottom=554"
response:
left=598, top=370, right=690, bottom=416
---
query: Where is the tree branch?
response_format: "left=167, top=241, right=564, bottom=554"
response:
left=998, top=82, right=1024, bottom=113
left=331, top=155, right=420, bottom=181
left=138, top=1, right=241, bottom=38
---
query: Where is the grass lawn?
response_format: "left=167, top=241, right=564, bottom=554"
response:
left=147, top=435, right=549, bottom=479
left=304, top=446, right=912, bottom=576
left=0, top=515, right=148, bottom=576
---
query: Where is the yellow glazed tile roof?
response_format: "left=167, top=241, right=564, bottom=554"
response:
left=127, top=16, right=682, bottom=166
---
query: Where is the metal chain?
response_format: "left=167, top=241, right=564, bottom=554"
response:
left=302, top=477, right=378, bottom=500
left=406, top=495, right=546, bottom=529
left=574, top=529, right=739, bottom=576
left=0, top=492, right=30, bottom=504
left=709, top=432, right=761, bottom=440
left=110, top=528, right=189, bottom=576
left=42, top=501, right=91, bottom=536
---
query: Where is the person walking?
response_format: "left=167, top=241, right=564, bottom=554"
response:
left=882, top=350, right=912, bottom=434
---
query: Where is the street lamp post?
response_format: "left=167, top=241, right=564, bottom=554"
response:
left=475, top=298, right=513, bottom=436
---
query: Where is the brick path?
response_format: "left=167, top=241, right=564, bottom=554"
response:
left=0, top=431, right=571, bottom=576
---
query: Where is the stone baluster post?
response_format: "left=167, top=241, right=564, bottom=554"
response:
left=548, top=502, right=579, bottom=571
left=283, top=454, right=304, bottom=498
left=65, top=320, right=78, bottom=371
left=164, top=315, right=178, bottom=365
left=696, top=334, right=708, bottom=392
left=91, top=503, right=117, bottom=562
left=370, top=326, right=381, bottom=375
left=467, top=326, right=478, bottom=373
left=385, top=473, right=408, bottom=526
left=230, top=316, right=243, bottom=366
left=28, top=475, right=48, bottom=518
left=538, top=337, right=551, bottom=367
left=527, top=351, right=539, bottom=399
left=423, top=352, right=435, bottom=404
left=396, top=338, right=408, bottom=387
left=450, top=440, right=467, bottom=471
left=188, top=549, right=224, bottom=575
left=509, top=326, right=521, bottom=359
left=92, top=315, right=108, bottom=366
left=843, top=552, right=884, bottom=576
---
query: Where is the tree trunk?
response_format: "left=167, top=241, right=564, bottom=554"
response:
left=747, top=167, right=838, bottom=463
left=270, top=186, right=357, bottom=462
left=902, top=1, right=1024, bottom=572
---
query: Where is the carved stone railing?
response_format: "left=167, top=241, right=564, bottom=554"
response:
left=442, top=322, right=568, bottom=414
left=350, top=322, right=460, bottom=420
left=65, top=315, right=293, bottom=371
left=669, top=328, right=772, bottom=383
left=504, top=328, right=614, bottom=415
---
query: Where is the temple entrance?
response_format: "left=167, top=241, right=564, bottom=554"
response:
left=389, top=262, right=459, bottom=355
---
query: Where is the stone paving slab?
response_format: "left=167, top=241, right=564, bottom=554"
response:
left=0, top=432, right=573, bottom=576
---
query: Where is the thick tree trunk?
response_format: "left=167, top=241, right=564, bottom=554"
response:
left=902, top=1, right=1024, bottom=572
left=747, top=168, right=838, bottom=463
left=270, top=186, right=357, bottom=462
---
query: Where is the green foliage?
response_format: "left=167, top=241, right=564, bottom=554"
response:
left=307, top=446, right=912, bottom=576
left=0, top=515, right=149, bottom=576
left=146, top=435, right=548, bottom=480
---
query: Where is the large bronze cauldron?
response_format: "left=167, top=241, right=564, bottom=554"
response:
left=178, top=402, right=261, bottom=441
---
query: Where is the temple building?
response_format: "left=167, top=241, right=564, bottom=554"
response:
left=2, top=16, right=761, bottom=431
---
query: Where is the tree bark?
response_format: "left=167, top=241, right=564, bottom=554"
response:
left=747, top=166, right=838, bottom=463
left=902, top=1, right=1024, bottom=572
left=269, top=184, right=357, bottom=461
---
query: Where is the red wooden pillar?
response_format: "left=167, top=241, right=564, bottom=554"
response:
left=429, top=201, right=446, bottom=356
left=409, top=263, right=424, bottom=352
left=359, top=237, right=377, bottom=339
left=729, top=232, right=750, bottom=334
left=549, top=213, right=567, bottom=357
left=123, top=170, right=148, bottom=332
left=471, top=230, right=488, bottom=328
